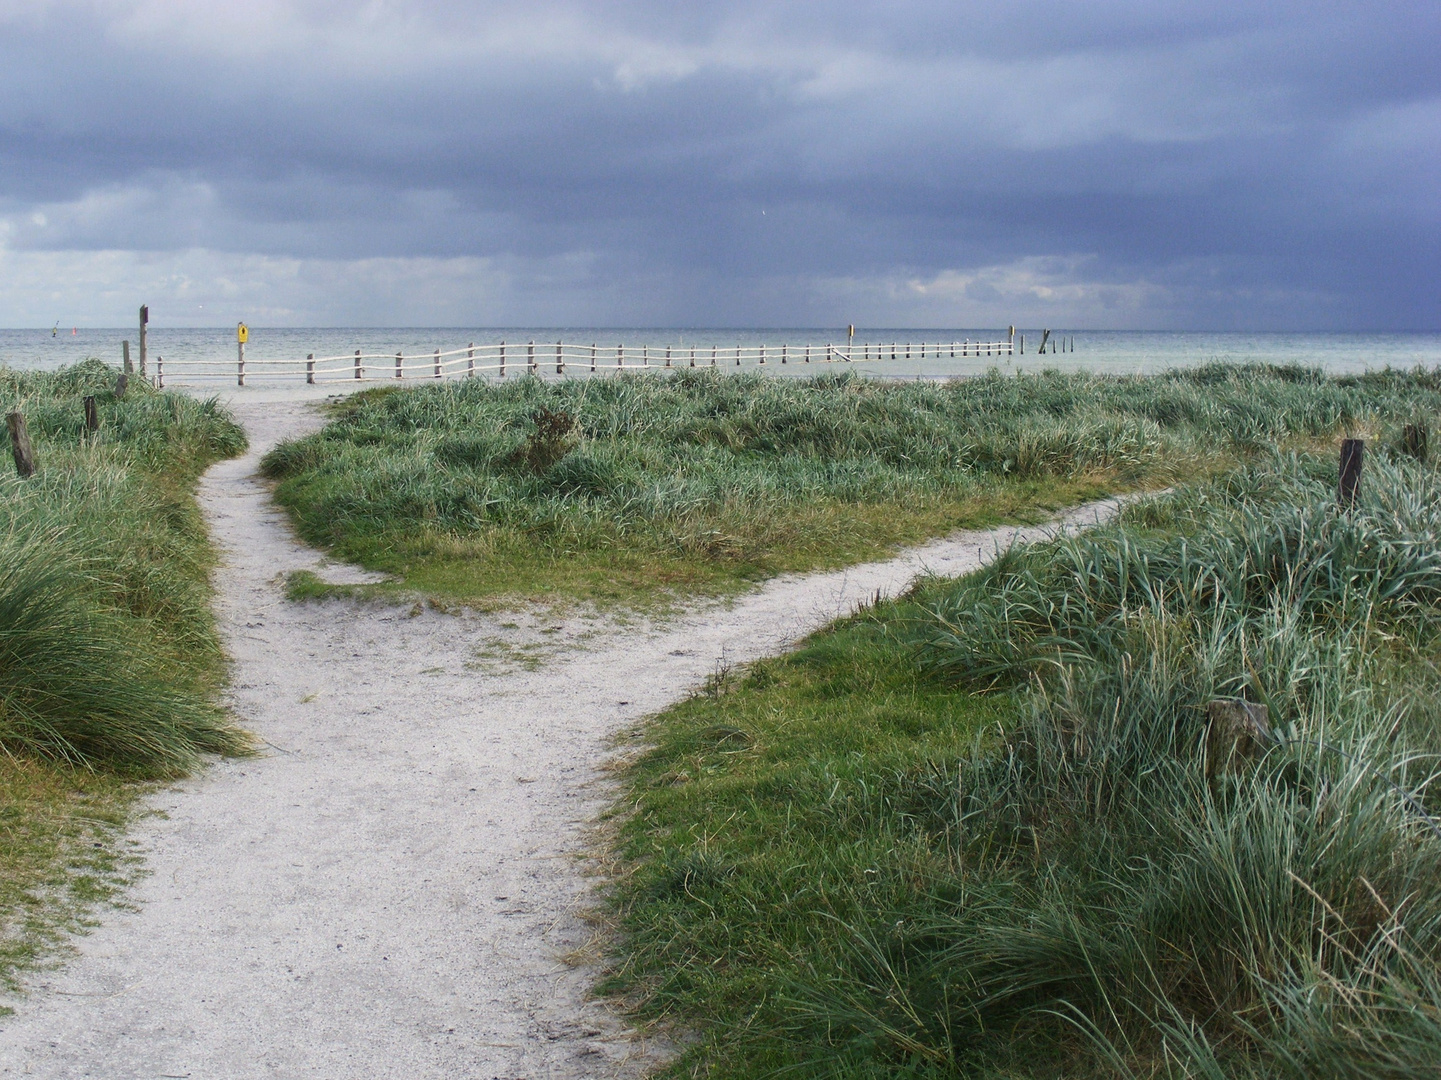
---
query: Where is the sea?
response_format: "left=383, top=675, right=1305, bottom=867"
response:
left=3, top=328, right=1439, bottom=383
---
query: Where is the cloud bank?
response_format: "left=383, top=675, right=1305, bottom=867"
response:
left=1, top=0, right=1436, bottom=328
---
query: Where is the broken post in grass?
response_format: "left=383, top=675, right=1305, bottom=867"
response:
left=1403, top=423, right=1429, bottom=462
left=1205, top=698, right=1273, bottom=779
left=114, top=371, right=128, bottom=398
left=1339, top=438, right=1364, bottom=508
left=122, top=339, right=133, bottom=374
left=84, top=395, right=99, bottom=433
left=7, top=411, right=35, bottom=477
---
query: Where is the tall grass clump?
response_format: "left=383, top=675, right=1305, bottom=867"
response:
left=608, top=440, right=1441, bottom=1078
left=0, top=360, right=249, bottom=774
left=259, top=364, right=1441, bottom=602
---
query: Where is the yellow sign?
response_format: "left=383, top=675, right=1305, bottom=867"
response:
left=237, top=322, right=249, bottom=344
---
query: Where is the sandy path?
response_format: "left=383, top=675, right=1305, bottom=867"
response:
left=0, top=399, right=1122, bottom=1079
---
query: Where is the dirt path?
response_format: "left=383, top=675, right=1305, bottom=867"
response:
left=0, top=399, right=1123, bottom=1079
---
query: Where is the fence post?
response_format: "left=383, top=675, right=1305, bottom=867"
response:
left=665, top=347, right=672, bottom=368
left=499, top=340, right=506, bottom=377
left=155, top=356, right=164, bottom=388
left=736, top=346, right=741, bottom=366
left=84, top=396, right=99, bottom=433
left=395, top=351, right=403, bottom=379
left=353, top=349, right=361, bottom=379
left=468, top=343, right=475, bottom=377
left=434, top=348, right=441, bottom=379
left=528, top=341, right=536, bottom=374
left=306, top=353, right=314, bottom=385
left=711, top=345, right=717, bottom=367
left=689, top=347, right=695, bottom=368
left=138, top=304, right=148, bottom=376
left=618, top=344, right=624, bottom=368
left=1403, top=423, right=1429, bottom=461
left=759, top=345, right=766, bottom=365
left=123, top=340, right=132, bottom=373
left=591, top=343, right=597, bottom=373
left=557, top=341, right=564, bottom=374
left=7, top=412, right=34, bottom=477
left=1339, top=439, right=1364, bottom=507
left=643, top=345, right=649, bottom=367
left=238, top=339, right=245, bottom=386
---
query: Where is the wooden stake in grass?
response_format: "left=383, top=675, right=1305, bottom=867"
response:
left=1339, top=438, right=1364, bottom=507
left=7, top=411, right=35, bottom=477
left=84, top=395, right=99, bottom=433
left=1403, top=423, right=1429, bottom=462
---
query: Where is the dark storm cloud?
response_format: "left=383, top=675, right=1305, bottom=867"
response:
left=0, top=0, right=1436, bottom=327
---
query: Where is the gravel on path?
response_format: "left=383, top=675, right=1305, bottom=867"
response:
left=0, top=397, right=1122, bottom=1079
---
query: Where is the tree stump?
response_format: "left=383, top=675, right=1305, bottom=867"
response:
left=1205, top=699, right=1273, bottom=778
left=114, top=372, right=128, bottom=399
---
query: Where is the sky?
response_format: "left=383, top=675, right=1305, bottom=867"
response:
left=0, top=0, right=1437, bottom=329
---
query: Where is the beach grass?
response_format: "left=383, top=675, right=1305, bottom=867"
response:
left=604, top=416, right=1441, bottom=1075
left=259, top=364, right=1441, bottom=608
left=0, top=359, right=249, bottom=996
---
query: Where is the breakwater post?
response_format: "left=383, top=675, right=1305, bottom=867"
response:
left=7, top=411, right=35, bottom=477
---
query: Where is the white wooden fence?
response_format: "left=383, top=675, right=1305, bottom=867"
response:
left=154, top=337, right=1018, bottom=387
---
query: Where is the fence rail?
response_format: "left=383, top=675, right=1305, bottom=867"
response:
left=153, top=338, right=1018, bottom=387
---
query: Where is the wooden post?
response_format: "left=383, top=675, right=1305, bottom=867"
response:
left=1020, top=334, right=1025, bottom=354
left=891, top=341, right=896, bottom=360
left=759, top=345, right=766, bottom=365
left=138, top=305, right=148, bottom=376
left=238, top=339, right=245, bottom=386
left=665, top=346, right=672, bottom=368
left=736, top=346, right=741, bottom=366
left=114, top=371, right=128, bottom=398
left=643, top=345, right=649, bottom=367
left=1339, top=439, right=1364, bottom=507
left=1038, top=329, right=1050, bottom=355
left=557, top=341, right=564, bottom=374
left=84, top=396, right=99, bottom=433
left=123, top=339, right=132, bottom=373
left=395, top=351, right=403, bottom=379
left=1403, top=423, right=1428, bottom=461
left=689, top=347, right=695, bottom=368
left=355, top=349, right=362, bottom=380
left=1205, top=699, right=1273, bottom=779
left=434, top=348, right=442, bottom=379
left=499, top=341, right=506, bottom=377
left=155, top=356, right=164, bottom=388
left=306, top=353, right=315, bottom=385
left=806, top=344, right=811, bottom=363
left=7, top=412, right=34, bottom=477
left=468, top=343, right=475, bottom=377
left=618, top=344, right=624, bottom=368
left=781, top=344, right=788, bottom=364
left=528, top=341, right=536, bottom=374
left=711, top=346, right=717, bottom=367
left=591, top=343, right=597, bottom=373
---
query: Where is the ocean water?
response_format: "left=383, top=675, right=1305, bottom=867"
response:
left=3, top=328, right=1438, bottom=383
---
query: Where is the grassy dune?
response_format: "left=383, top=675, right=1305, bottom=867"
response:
left=605, top=372, right=1441, bottom=1077
left=261, top=364, right=1441, bottom=607
left=0, top=360, right=248, bottom=995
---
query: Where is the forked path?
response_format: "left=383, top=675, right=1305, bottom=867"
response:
left=0, top=399, right=1123, bottom=1079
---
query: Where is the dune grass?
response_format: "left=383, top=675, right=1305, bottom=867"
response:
left=0, top=359, right=248, bottom=997
left=606, top=423, right=1441, bottom=1075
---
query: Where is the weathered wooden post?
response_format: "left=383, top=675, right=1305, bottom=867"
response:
left=355, top=349, right=363, bottom=380
left=618, top=344, right=624, bottom=368
left=1403, top=423, right=1429, bottom=461
left=434, top=348, right=442, bottom=379
left=781, top=344, right=788, bottom=364
left=527, top=341, right=536, bottom=374
left=806, top=344, right=811, bottom=363
left=499, top=341, right=506, bottom=377
left=1339, top=439, right=1364, bottom=507
left=591, top=343, right=597, bottom=373
left=394, top=351, right=403, bottom=379
left=7, top=412, right=35, bottom=477
left=84, top=395, right=99, bottom=433
left=689, top=347, right=695, bottom=368
left=155, top=356, right=164, bottom=388
left=665, top=346, right=672, bottom=368
left=1038, top=329, right=1051, bottom=355
left=467, top=343, right=475, bottom=377
left=759, top=345, right=766, bottom=365
left=1019, top=334, right=1024, bottom=354
left=123, top=339, right=132, bottom=374
left=114, top=371, right=128, bottom=398
left=306, top=353, right=315, bottom=385
left=1205, top=699, right=1272, bottom=779
left=557, top=341, right=564, bottom=374
left=138, top=304, right=148, bottom=376
left=642, top=345, right=649, bottom=367
left=711, top=345, right=717, bottom=366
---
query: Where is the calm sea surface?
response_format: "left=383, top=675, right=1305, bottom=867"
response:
left=3, top=328, right=1438, bottom=382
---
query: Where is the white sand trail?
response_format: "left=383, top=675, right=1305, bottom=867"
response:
left=0, top=398, right=1121, bottom=1079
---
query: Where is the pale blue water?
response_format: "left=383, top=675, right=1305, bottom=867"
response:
left=3, top=328, right=1438, bottom=381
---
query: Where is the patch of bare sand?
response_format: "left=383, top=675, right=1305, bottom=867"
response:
left=0, top=397, right=1122, bottom=1078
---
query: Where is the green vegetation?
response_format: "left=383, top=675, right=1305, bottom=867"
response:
left=606, top=370, right=1441, bottom=1077
left=0, top=359, right=249, bottom=996
left=258, top=364, right=1393, bottom=607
